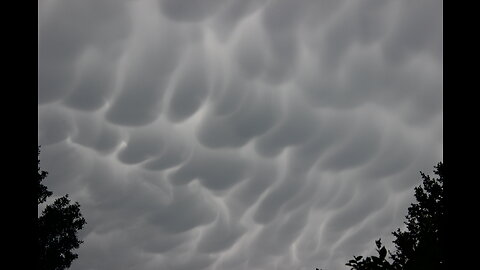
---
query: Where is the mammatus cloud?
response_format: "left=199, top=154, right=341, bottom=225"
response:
left=38, top=0, right=442, bottom=269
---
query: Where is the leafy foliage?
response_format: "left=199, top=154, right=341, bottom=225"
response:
left=37, top=147, right=52, bottom=204
left=345, top=239, right=392, bottom=270
left=37, top=146, right=86, bottom=270
left=345, top=162, right=446, bottom=270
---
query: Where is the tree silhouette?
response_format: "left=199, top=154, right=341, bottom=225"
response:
left=345, top=238, right=393, bottom=270
left=37, top=146, right=86, bottom=270
left=345, top=162, right=446, bottom=270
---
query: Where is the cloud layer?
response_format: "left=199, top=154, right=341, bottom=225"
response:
left=38, top=0, right=443, bottom=269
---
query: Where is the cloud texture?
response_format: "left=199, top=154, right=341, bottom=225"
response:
left=38, top=0, right=442, bottom=269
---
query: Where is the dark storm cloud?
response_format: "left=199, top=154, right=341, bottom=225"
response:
left=162, top=251, right=216, bottom=270
left=148, top=185, right=218, bottom=234
left=252, top=164, right=317, bottom=225
left=382, top=0, right=443, bottom=65
left=319, top=0, right=393, bottom=70
left=117, top=128, right=166, bottom=164
left=38, top=1, right=442, bottom=270
left=70, top=113, right=122, bottom=154
left=196, top=211, right=246, bottom=253
left=260, top=0, right=306, bottom=85
left=287, top=111, right=355, bottom=173
left=359, top=129, right=416, bottom=181
left=169, top=147, right=250, bottom=191
left=320, top=120, right=382, bottom=172
left=158, top=0, right=227, bottom=22
left=320, top=178, right=356, bottom=211
left=325, top=185, right=389, bottom=235
left=38, top=106, right=75, bottom=146
left=252, top=207, right=309, bottom=257
left=212, top=0, right=268, bottom=41
left=254, top=94, right=320, bottom=157
left=232, top=26, right=268, bottom=80
left=63, top=49, right=119, bottom=111
left=106, top=24, right=186, bottom=126
left=167, top=46, right=211, bottom=122
left=197, top=86, right=281, bottom=148
left=38, top=0, right=130, bottom=104
left=142, top=137, right=191, bottom=171
left=226, top=160, right=278, bottom=218
left=38, top=142, right=92, bottom=197
left=209, top=74, right=252, bottom=116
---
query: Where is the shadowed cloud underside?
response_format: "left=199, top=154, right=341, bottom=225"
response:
left=38, top=0, right=442, bottom=269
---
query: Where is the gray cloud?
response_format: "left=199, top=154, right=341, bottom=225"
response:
left=148, top=185, right=218, bottom=234
left=158, top=0, right=227, bottom=22
left=38, top=142, right=92, bottom=197
left=169, top=147, right=250, bottom=191
left=358, top=129, right=416, bottom=181
left=196, top=211, right=246, bottom=253
left=38, top=1, right=442, bottom=270
left=320, top=120, right=382, bottom=172
left=142, top=137, right=191, bottom=171
left=325, top=185, right=389, bottom=235
left=167, top=46, right=211, bottom=122
left=233, top=27, right=268, bottom=80
left=70, top=113, right=122, bottom=154
left=197, top=85, right=282, bottom=148
left=252, top=207, right=309, bottom=259
left=63, top=49, right=119, bottom=111
left=38, top=0, right=130, bottom=104
left=382, top=0, right=443, bottom=65
left=106, top=24, right=186, bottom=126
left=255, top=94, right=320, bottom=157
left=38, top=106, right=75, bottom=146
left=211, top=0, right=268, bottom=41
left=117, top=128, right=166, bottom=165
left=226, top=160, right=278, bottom=218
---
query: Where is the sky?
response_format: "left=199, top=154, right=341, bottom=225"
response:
left=37, top=0, right=443, bottom=269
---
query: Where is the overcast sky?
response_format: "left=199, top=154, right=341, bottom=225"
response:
left=38, top=0, right=443, bottom=269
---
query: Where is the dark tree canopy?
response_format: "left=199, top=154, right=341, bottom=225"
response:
left=345, top=162, right=446, bottom=270
left=37, top=147, right=52, bottom=204
left=345, top=239, right=392, bottom=270
left=37, top=146, right=86, bottom=270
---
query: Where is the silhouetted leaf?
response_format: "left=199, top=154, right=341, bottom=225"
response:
left=379, top=247, right=387, bottom=260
